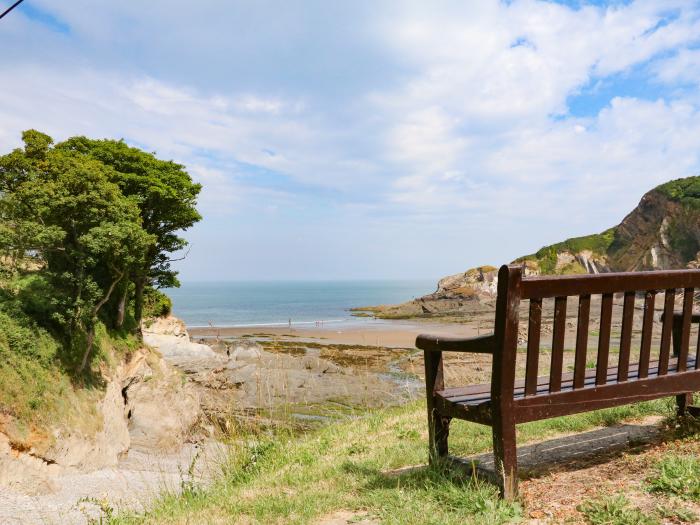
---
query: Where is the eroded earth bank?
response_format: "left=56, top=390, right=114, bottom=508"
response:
left=0, top=316, right=431, bottom=524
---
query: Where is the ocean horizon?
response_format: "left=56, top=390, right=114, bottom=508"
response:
left=165, top=279, right=435, bottom=327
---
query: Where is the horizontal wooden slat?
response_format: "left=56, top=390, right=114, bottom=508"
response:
left=435, top=357, right=700, bottom=425
left=515, top=368, right=700, bottom=423
left=520, top=269, right=700, bottom=299
left=438, top=356, right=695, bottom=404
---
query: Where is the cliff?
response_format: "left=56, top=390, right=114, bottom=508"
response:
left=359, top=176, right=700, bottom=319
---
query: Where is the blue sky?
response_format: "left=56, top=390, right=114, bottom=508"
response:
left=1, top=0, right=700, bottom=281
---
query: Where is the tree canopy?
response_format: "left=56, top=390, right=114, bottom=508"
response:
left=0, top=130, right=201, bottom=372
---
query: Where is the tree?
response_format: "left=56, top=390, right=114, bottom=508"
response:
left=56, top=137, right=201, bottom=329
left=0, top=130, right=155, bottom=372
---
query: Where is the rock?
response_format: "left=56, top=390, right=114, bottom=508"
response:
left=143, top=316, right=223, bottom=368
left=230, top=345, right=262, bottom=361
left=119, top=348, right=201, bottom=452
left=0, top=316, right=206, bottom=504
left=0, top=433, right=61, bottom=495
left=43, top=378, right=130, bottom=470
left=143, top=332, right=219, bottom=360
left=126, top=370, right=200, bottom=451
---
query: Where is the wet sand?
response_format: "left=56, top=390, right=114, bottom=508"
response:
left=188, top=320, right=482, bottom=348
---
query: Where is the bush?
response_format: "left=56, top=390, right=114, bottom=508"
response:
left=143, top=287, right=172, bottom=319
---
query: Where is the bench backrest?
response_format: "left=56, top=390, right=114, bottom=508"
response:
left=492, top=264, right=700, bottom=404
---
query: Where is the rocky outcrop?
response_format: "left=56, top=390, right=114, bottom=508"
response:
left=122, top=350, right=200, bottom=452
left=607, top=190, right=689, bottom=271
left=434, top=266, right=498, bottom=299
left=143, top=316, right=219, bottom=363
left=0, top=430, right=62, bottom=495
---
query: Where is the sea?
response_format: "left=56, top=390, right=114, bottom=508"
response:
left=165, top=280, right=435, bottom=328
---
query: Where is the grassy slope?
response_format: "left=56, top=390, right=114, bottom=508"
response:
left=0, top=280, right=141, bottom=448
left=112, top=399, right=673, bottom=525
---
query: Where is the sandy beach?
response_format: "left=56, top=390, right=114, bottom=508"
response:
left=188, top=319, right=482, bottom=348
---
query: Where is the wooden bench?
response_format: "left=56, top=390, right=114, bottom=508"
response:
left=417, top=264, right=700, bottom=499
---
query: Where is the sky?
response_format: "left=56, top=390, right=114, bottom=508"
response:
left=1, top=0, right=700, bottom=282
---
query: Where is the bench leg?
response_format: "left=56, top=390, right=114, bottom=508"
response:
left=428, top=409, right=450, bottom=463
left=424, top=349, right=450, bottom=464
left=677, top=393, right=694, bottom=417
left=493, top=419, right=518, bottom=499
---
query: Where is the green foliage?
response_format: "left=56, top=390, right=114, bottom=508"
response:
left=0, top=291, right=90, bottom=429
left=656, top=176, right=700, bottom=209
left=143, top=287, right=172, bottom=319
left=56, top=137, right=201, bottom=322
left=655, top=504, right=698, bottom=523
left=516, top=228, right=616, bottom=275
left=0, top=308, right=61, bottom=422
left=647, top=454, right=700, bottom=501
left=578, top=494, right=659, bottom=525
left=0, top=130, right=200, bottom=373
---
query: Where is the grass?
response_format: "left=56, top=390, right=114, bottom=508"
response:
left=515, top=228, right=616, bottom=274
left=0, top=306, right=107, bottom=448
left=110, top=398, right=674, bottom=525
left=655, top=504, right=698, bottom=523
left=578, top=494, right=659, bottom=525
left=647, top=454, right=700, bottom=501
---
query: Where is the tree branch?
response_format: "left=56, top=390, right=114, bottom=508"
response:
left=164, top=245, right=191, bottom=263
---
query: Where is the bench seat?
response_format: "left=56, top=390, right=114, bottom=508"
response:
left=436, top=356, right=698, bottom=426
left=438, top=355, right=698, bottom=408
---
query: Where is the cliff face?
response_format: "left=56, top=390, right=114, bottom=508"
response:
left=608, top=188, right=699, bottom=271
left=361, top=176, right=700, bottom=318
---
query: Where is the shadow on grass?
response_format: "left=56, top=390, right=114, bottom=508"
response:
left=340, top=460, right=522, bottom=522
left=346, top=417, right=677, bottom=494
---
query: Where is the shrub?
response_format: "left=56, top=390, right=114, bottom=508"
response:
left=142, top=287, right=172, bottom=319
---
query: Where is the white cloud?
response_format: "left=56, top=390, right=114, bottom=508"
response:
left=652, top=47, right=700, bottom=86
left=377, top=1, right=700, bottom=220
left=2, top=0, right=700, bottom=279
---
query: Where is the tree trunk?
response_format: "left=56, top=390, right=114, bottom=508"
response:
left=116, top=284, right=128, bottom=328
left=77, top=270, right=123, bottom=374
left=134, top=277, right=145, bottom=339
left=78, top=324, right=95, bottom=374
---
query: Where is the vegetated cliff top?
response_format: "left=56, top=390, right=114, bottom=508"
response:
left=358, top=176, right=700, bottom=318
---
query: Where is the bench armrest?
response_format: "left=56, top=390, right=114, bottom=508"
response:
left=416, top=333, right=495, bottom=354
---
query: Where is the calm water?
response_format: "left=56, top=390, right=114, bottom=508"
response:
left=165, top=280, right=435, bottom=327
